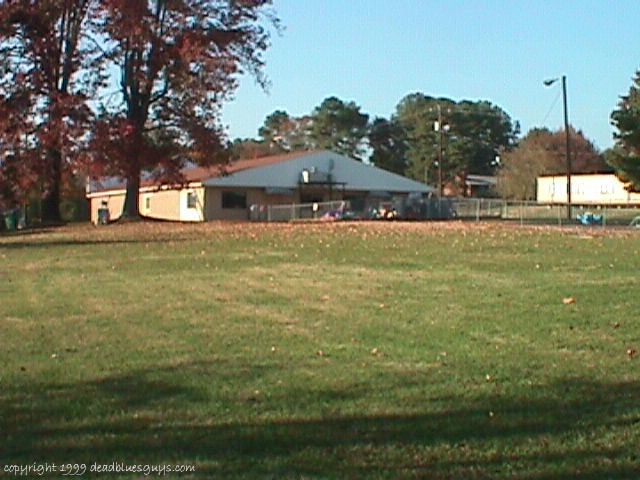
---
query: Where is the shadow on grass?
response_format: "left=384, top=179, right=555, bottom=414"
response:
left=0, top=236, right=191, bottom=250
left=1, top=364, right=639, bottom=479
left=0, top=229, right=199, bottom=250
left=0, top=217, right=221, bottom=250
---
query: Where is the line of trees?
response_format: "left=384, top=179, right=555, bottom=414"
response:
left=233, top=72, right=640, bottom=200
left=236, top=73, right=640, bottom=201
left=0, top=0, right=279, bottom=223
left=233, top=93, right=612, bottom=199
left=235, top=94, right=521, bottom=195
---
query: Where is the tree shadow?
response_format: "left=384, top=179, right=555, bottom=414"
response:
left=0, top=230, right=199, bottom=250
left=0, top=237, right=191, bottom=249
left=1, top=363, right=639, bottom=479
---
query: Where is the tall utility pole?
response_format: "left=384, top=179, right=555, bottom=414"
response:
left=561, top=75, right=572, bottom=220
left=433, top=104, right=446, bottom=197
left=544, top=75, right=572, bottom=219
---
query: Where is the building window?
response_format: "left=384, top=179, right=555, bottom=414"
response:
left=222, top=191, right=247, bottom=209
left=187, top=191, right=197, bottom=209
left=145, top=197, right=151, bottom=210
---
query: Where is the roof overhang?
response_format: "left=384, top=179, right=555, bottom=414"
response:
left=86, top=181, right=203, bottom=198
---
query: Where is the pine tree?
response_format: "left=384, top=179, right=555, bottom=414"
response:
left=608, top=70, right=640, bottom=191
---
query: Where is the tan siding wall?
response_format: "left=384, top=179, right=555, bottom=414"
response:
left=202, top=187, right=361, bottom=220
left=90, top=192, right=125, bottom=224
left=91, top=185, right=356, bottom=223
left=90, top=191, right=162, bottom=223
left=144, top=189, right=181, bottom=220
left=205, top=188, right=296, bottom=220
left=89, top=184, right=206, bottom=223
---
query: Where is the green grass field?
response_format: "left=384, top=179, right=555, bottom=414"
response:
left=1, top=221, right=639, bottom=479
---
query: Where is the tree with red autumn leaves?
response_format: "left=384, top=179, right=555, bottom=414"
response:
left=0, top=0, right=278, bottom=222
left=0, top=0, right=98, bottom=223
left=91, top=0, right=279, bottom=219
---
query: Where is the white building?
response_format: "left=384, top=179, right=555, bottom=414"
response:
left=537, top=174, right=640, bottom=205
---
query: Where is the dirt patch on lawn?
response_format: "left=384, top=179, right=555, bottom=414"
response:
left=1, top=220, right=637, bottom=248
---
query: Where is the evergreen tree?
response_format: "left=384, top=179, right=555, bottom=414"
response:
left=608, top=70, right=640, bottom=191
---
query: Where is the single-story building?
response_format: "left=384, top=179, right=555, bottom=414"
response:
left=537, top=173, right=640, bottom=205
left=456, top=174, right=498, bottom=198
left=87, top=150, right=435, bottom=222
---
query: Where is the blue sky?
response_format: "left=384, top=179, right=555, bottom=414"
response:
left=221, top=0, right=640, bottom=151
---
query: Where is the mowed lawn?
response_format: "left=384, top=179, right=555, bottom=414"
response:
left=1, top=221, right=639, bottom=479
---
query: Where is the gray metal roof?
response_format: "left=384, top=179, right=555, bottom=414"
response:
left=466, top=175, right=497, bottom=186
left=202, top=151, right=434, bottom=194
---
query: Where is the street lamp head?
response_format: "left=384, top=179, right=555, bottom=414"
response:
left=543, top=78, right=559, bottom=87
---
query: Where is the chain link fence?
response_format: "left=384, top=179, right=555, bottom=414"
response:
left=247, top=197, right=640, bottom=228
left=453, top=198, right=640, bottom=228
left=249, top=200, right=350, bottom=222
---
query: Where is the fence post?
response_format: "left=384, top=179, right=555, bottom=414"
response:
left=557, top=204, right=562, bottom=226
left=520, top=202, right=523, bottom=226
left=476, top=199, right=480, bottom=222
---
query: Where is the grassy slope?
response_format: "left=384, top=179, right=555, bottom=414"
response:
left=0, top=222, right=639, bottom=479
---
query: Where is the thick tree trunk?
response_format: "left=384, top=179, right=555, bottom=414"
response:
left=120, top=112, right=146, bottom=221
left=121, top=166, right=141, bottom=220
left=41, top=149, right=63, bottom=224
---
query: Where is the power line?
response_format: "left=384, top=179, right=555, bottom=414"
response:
left=541, top=88, right=562, bottom=125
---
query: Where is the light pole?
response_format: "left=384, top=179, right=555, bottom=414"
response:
left=433, top=104, right=449, bottom=197
left=544, top=75, right=572, bottom=220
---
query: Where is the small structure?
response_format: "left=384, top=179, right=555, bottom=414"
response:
left=462, top=175, right=498, bottom=198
